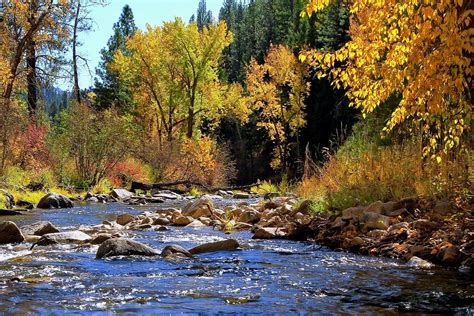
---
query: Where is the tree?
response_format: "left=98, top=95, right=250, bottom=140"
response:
left=70, top=0, right=106, bottom=104
left=93, top=4, right=136, bottom=111
left=164, top=18, right=233, bottom=138
left=302, top=0, right=473, bottom=160
left=112, top=18, right=236, bottom=143
left=246, top=44, right=309, bottom=170
left=49, top=100, right=135, bottom=186
left=196, top=0, right=213, bottom=30
left=0, top=0, right=72, bottom=173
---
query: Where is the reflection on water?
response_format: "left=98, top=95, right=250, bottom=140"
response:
left=0, top=202, right=472, bottom=314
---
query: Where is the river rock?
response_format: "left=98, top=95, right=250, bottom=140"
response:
left=291, top=199, right=313, bottom=215
left=234, top=192, right=250, bottom=199
left=173, top=216, right=194, bottom=226
left=342, top=237, right=365, bottom=249
left=37, top=193, right=74, bottom=209
left=152, top=190, right=182, bottom=200
left=0, top=209, right=24, bottom=216
left=186, top=220, right=206, bottom=228
left=238, top=209, right=260, bottom=224
left=182, top=198, right=214, bottom=218
left=161, top=245, right=192, bottom=258
left=0, top=221, right=24, bottom=244
left=24, top=235, right=41, bottom=243
left=116, top=214, right=135, bottom=226
left=407, top=256, right=433, bottom=269
left=360, top=212, right=390, bottom=231
left=411, top=219, right=438, bottom=231
left=252, top=227, right=286, bottom=239
left=36, top=231, right=91, bottom=246
left=96, top=238, right=159, bottom=259
left=341, top=206, right=366, bottom=220
left=90, top=234, right=113, bottom=245
left=438, top=242, right=460, bottom=265
left=16, top=200, right=34, bottom=209
left=21, top=221, right=59, bottom=236
left=365, top=201, right=385, bottom=214
left=189, top=239, right=239, bottom=255
left=433, top=200, right=454, bottom=216
left=110, top=188, right=134, bottom=201
left=0, top=190, right=14, bottom=209
left=153, top=218, right=170, bottom=226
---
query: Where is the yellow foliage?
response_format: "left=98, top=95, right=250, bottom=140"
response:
left=302, top=0, right=473, bottom=158
left=246, top=44, right=310, bottom=170
left=111, top=18, right=237, bottom=144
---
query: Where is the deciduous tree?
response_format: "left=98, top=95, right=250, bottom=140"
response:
left=302, top=0, right=473, bottom=160
left=246, top=44, right=310, bottom=170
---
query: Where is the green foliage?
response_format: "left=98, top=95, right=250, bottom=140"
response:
left=93, top=5, right=137, bottom=112
left=48, top=101, right=136, bottom=187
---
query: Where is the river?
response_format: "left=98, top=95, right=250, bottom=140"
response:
left=0, top=201, right=472, bottom=314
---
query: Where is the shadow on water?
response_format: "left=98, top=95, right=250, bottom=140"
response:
left=0, top=202, right=472, bottom=314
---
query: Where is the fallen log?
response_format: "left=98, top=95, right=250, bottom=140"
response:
left=130, top=180, right=258, bottom=193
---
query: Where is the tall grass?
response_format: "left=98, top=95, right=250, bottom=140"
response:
left=297, top=120, right=472, bottom=212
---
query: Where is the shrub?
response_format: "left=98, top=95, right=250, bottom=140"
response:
left=48, top=102, right=136, bottom=187
left=297, top=119, right=471, bottom=211
left=143, top=137, right=236, bottom=187
left=107, top=158, right=152, bottom=188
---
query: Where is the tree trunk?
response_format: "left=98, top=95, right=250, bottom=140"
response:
left=26, top=39, right=37, bottom=117
left=72, top=0, right=81, bottom=104
left=187, top=106, right=194, bottom=138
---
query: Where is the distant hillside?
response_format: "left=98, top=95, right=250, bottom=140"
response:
left=40, top=87, right=70, bottom=117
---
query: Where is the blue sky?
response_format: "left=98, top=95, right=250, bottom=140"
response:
left=67, top=0, right=223, bottom=90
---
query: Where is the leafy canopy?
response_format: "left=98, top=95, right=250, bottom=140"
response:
left=302, top=0, right=473, bottom=161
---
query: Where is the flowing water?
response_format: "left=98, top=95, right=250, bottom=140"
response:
left=0, top=202, right=472, bottom=314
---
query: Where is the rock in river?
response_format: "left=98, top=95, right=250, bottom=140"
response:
left=37, top=193, right=74, bottom=209
left=96, top=238, right=159, bottom=259
left=0, top=221, right=24, bottom=244
left=189, top=239, right=240, bottom=255
left=0, top=190, right=14, bottom=209
left=182, top=198, right=214, bottom=219
left=110, top=189, right=134, bottom=201
left=161, top=245, right=192, bottom=258
left=35, top=231, right=91, bottom=246
left=21, top=221, right=59, bottom=236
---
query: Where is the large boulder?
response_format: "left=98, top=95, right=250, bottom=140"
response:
left=161, top=245, right=192, bottom=258
left=37, top=193, right=74, bottom=209
left=182, top=198, right=214, bottom=219
left=36, top=231, right=91, bottom=246
left=96, top=238, right=159, bottom=259
left=0, top=190, right=14, bottom=209
left=21, top=221, right=59, bottom=236
left=0, top=221, right=24, bottom=244
left=110, top=188, right=134, bottom=201
left=189, top=239, right=239, bottom=255
left=360, top=212, right=390, bottom=231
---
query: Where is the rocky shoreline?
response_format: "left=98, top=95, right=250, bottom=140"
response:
left=0, top=188, right=472, bottom=272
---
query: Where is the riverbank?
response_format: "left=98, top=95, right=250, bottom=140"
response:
left=0, top=187, right=472, bottom=271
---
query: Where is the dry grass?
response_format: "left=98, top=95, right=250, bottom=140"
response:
left=297, top=124, right=471, bottom=212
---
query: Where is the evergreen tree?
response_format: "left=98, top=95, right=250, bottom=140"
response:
left=196, top=0, right=213, bottom=30
left=93, top=5, right=137, bottom=111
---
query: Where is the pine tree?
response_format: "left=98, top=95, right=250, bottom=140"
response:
left=196, top=0, right=213, bottom=30
left=93, top=4, right=137, bottom=111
